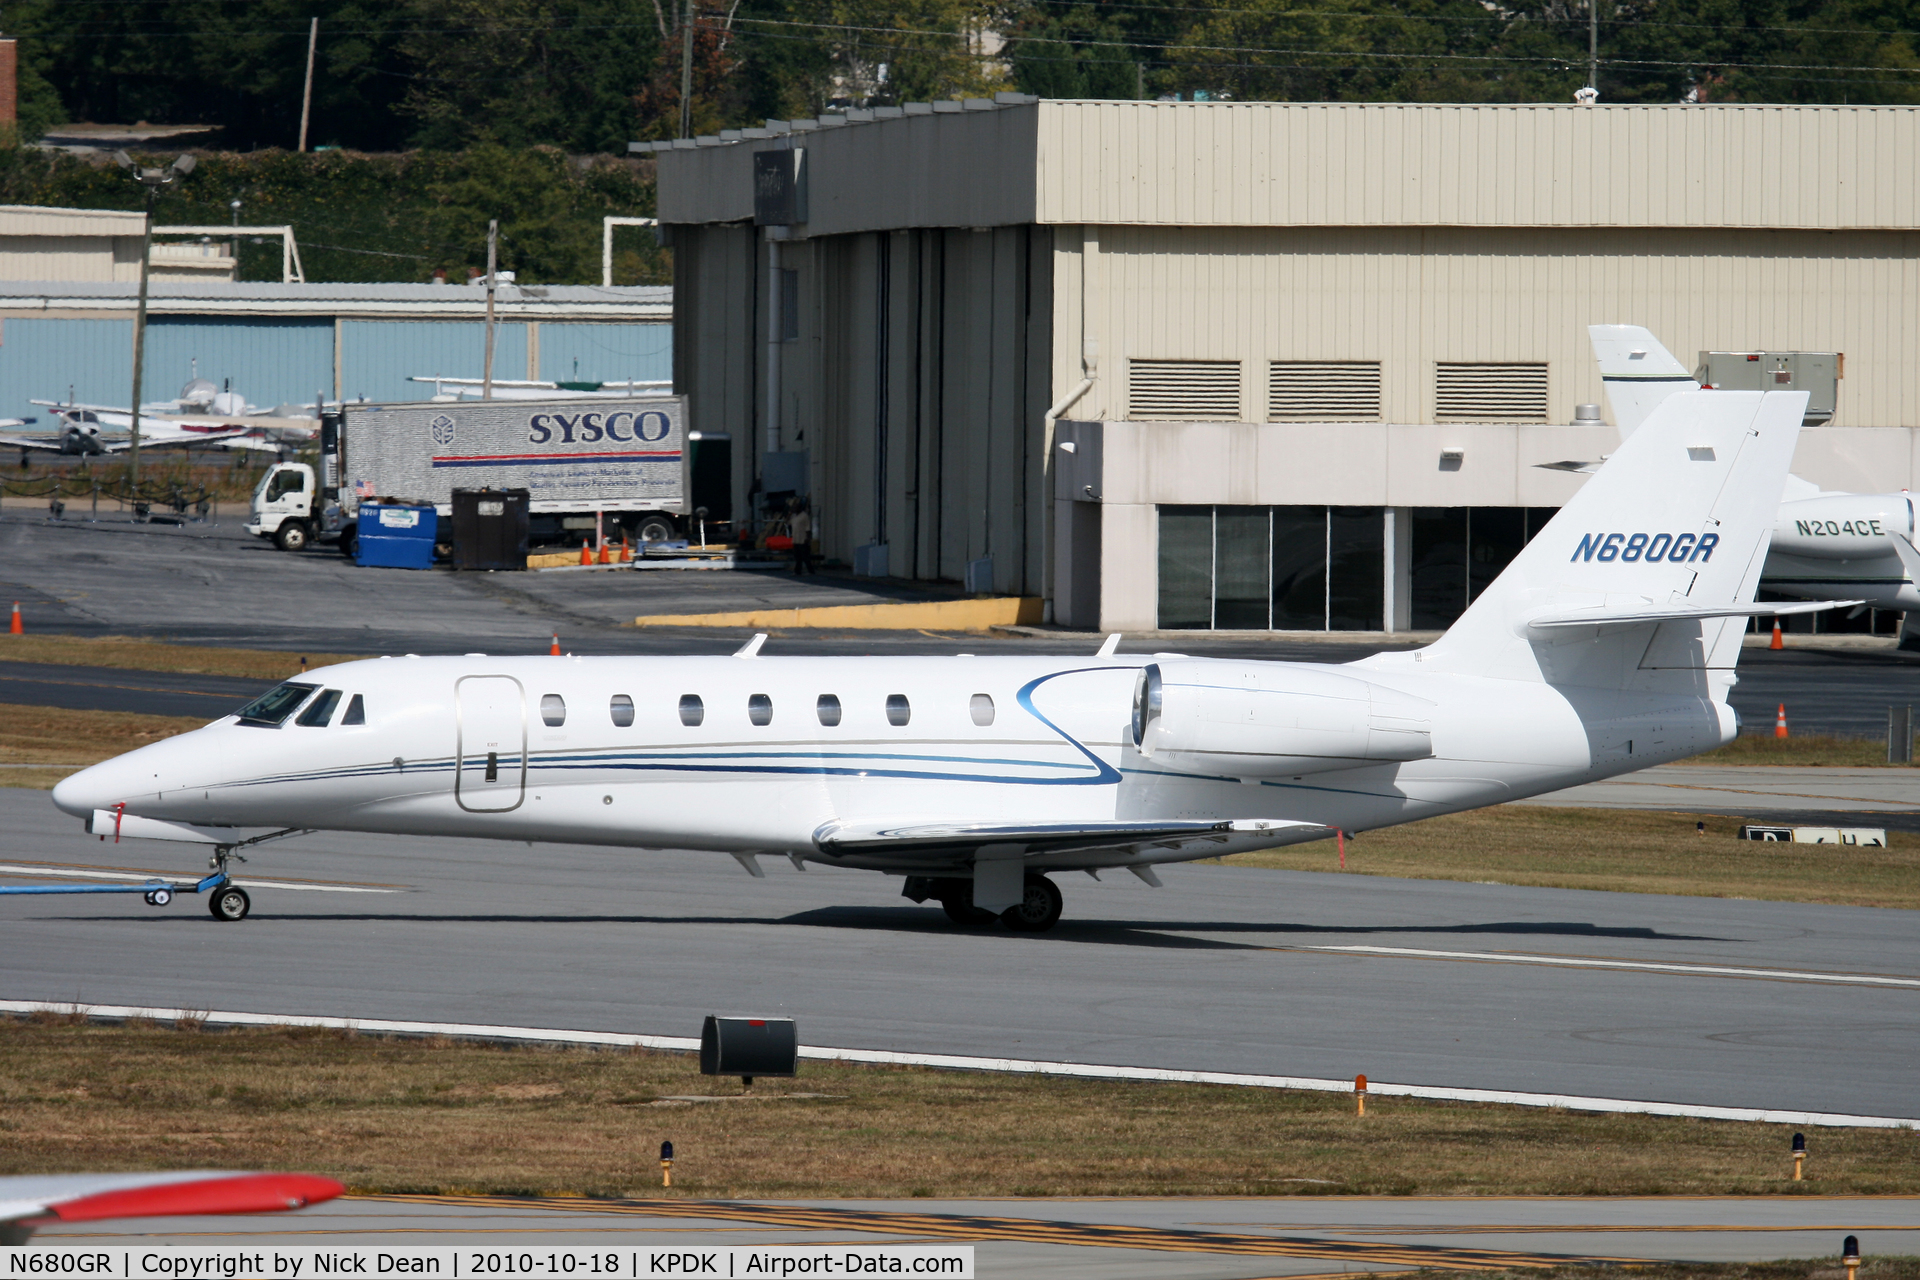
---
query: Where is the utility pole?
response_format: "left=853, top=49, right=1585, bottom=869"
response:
left=298, top=17, right=319, bottom=151
left=1588, top=0, right=1598, bottom=93
left=482, top=219, right=498, bottom=400
left=114, top=151, right=196, bottom=497
left=679, top=0, right=695, bottom=138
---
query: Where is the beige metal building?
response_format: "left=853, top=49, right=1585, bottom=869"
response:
left=0, top=204, right=298, bottom=282
left=643, top=100, right=1920, bottom=631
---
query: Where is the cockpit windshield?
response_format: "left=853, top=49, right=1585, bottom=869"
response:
left=234, top=682, right=318, bottom=727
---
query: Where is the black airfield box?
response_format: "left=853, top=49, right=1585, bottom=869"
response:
left=450, top=488, right=531, bottom=570
left=701, top=1015, right=798, bottom=1085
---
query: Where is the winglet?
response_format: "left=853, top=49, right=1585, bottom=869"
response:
left=733, top=633, right=768, bottom=659
left=1096, top=633, right=1122, bottom=657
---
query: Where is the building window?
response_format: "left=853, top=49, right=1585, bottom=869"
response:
left=817, top=694, right=842, bottom=726
left=609, top=694, right=635, bottom=727
left=1435, top=362, right=1549, bottom=421
left=1159, top=506, right=1385, bottom=632
left=1268, top=361, right=1381, bottom=421
left=748, top=693, right=773, bottom=726
left=679, top=694, right=704, bottom=727
left=540, top=694, right=566, bottom=727
left=1410, top=507, right=1560, bottom=629
left=885, top=694, right=911, bottom=726
left=1128, top=359, right=1242, bottom=421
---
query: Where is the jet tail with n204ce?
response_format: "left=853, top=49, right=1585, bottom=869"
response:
left=47, top=333, right=1856, bottom=932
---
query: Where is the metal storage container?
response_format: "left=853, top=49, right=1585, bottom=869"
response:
left=450, top=487, right=530, bottom=571
left=1696, top=351, right=1839, bottom=425
left=356, top=502, right=438, bottom=570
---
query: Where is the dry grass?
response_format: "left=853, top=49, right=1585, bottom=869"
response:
left=1, top=1018, right=1916, bottom=1200
left=0, top=702, right=206, bottom=789
left=0, top=633, right=366, bottom=680
left=1694, top=734, right=1912, bottom=767
left=1214, top=807, right=1920, bottom=910
left=1405, top=1266, right=1920, bottom=1280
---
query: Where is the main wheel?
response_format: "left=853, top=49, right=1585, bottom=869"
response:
left=1000, top=874, right=1063, bottom=932
left=274, top=521, right=309, bottom=552
left=636, top=515, right=676, bottom=544
left=209, top=885, right=251, bottom=921
left=938, top=880, right=997, bottom=926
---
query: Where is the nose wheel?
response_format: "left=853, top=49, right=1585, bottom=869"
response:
left=208, top=884, right=251, bottom=921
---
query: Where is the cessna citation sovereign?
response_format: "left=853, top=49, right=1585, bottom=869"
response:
left=51, top=364, right=1847, bottom=932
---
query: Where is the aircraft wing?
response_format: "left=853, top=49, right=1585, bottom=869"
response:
left=814, top=817, right=1323, bottom=858
left=1527, top=599, right=1861, bottom=631
left=0, top=432, right=67, bottom=452
left=0, top=1170, right=343, bottom=1243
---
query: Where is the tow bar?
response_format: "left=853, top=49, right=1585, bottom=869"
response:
left=0, top=842, right=261, bottom=920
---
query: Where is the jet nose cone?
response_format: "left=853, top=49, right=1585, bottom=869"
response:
left=52, top=760, right=126, bottom=818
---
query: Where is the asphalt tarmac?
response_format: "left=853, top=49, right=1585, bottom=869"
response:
left=36, top=1193, right=1920, bottom=1276
left=1, top=788, right=1913, bottom=1121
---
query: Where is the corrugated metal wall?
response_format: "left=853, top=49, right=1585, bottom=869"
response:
left=535, top=322, right=672, bottom=385
left=1073, top=225, right=1920, bottom=428
left=1035, top=103, right=1920, bottom=230
left=0, top=318, right=130, bottom=419
left=340, top=320, right=527, bottom=403
left=144, top=316, right=334, bottom=409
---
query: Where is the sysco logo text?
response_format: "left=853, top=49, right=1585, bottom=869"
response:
left=1571, top=532, right=1718, bottom=563
left=526, top=411, right=672, bottom=445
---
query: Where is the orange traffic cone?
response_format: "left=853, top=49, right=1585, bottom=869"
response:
left=598, top=541, right=612, bottom=565
left=549, top=633, right=562, bottom=656
left=579, top=541, right=593, bottom=566
left=619, top=539, right=632, bottom=563
left=7, top=601, right=19, bottom=635
left=1775, top=703, right=1789, bottom=739
left=1770, top=620, right=1784, bottom=650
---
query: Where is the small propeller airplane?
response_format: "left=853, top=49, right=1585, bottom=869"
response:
left=4, top=378, right=322, bottom=457
left=1, top=1170, right=343, bottom=1244
left=44, top=326, right=1854, bottom=932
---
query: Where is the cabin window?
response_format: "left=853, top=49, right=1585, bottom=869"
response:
left=341, top=694, right=366, bottom=725
left=541, top=694, right=567, bottom=727
left=609, top=694, right=635, bottom=727
left=748, top=693, right=773, bottom=726
left=235, top=682, right=317, bottom=727
left=296, top=689, right=343, bottom=727
left=679, top=694, right=704, bottom=726
left=970, top=693, right=995, bottom=726
left=886, top=694, right=911, bottom=726
left=816, top=694, right=842, bottom=726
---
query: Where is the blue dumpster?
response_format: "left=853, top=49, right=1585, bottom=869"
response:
left=356, top=503, right=438, bottom=570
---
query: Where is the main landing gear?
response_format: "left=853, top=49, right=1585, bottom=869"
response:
left=904, top=873, right=1065, bottom=933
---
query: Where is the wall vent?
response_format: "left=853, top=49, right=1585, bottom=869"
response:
left=1268, top=361, right=1381, bottom=420
left=1128, top=359, right=1242, bottom=420
left=1435, top=362, right=1548, bottom=421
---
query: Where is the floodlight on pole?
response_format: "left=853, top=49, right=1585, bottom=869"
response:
left=116, top=151, right=198, bottom=498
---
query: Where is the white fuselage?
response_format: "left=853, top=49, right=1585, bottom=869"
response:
left=51, top=652, right=1732, bottom=875
left=1764, top=492, right=1920, bottom=611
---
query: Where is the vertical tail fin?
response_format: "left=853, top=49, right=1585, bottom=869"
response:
left=1589, top=324, right=1699, bottom=439
left=1415, top=385, right=1809, bottom=688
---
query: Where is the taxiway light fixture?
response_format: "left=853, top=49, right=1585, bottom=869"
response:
left=1355, top=1073, right=1367, bottom=1117
left=1843, top=1235, right=1860, bottom=1280
left=1792, top=1132, right=1806, bottom=1180
left=661, top=1141, right=674, bottom=1187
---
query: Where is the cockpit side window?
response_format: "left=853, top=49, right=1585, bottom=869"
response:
left=296, top=689, right=343, bottom=726
left=341, top=694, right=366, bottom=725
left=234, top=682, right=318, bottom=727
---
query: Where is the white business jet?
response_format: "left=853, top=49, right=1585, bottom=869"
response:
left=1589, top=325, right=1920, bottom=622
left=48, top=354, right=1845, bottom=932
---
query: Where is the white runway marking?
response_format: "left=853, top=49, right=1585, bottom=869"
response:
left=1282, top=944, right=1920, bottom=989
left=0, top=863, right=400, bottom=893
left=1, top=999, right=1913, bottom=1132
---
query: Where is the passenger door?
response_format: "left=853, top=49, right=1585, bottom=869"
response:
left=456, top=675, right=526, bottom=812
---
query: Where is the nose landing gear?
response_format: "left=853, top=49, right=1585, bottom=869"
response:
left=209, top=883, right=251, bottom=921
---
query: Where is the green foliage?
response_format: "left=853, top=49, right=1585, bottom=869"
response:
left=0, top=148, right=668, bottom=286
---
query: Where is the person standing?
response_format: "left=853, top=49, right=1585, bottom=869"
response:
left=789, top=500, right=814, bottom=574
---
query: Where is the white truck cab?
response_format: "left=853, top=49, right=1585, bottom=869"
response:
left=246, top=461, right=339, bottom=552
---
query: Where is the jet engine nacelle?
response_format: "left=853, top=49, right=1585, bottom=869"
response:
left=1132, top=661, right=1433, bottom=778
left=1773, top=493, right=1913, bottom=560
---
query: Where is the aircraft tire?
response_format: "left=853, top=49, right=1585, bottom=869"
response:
left=999, top=875, right=1063, bottom=932
left=937, top=881, right=997, bottom=926
left=209, top=885, right=251, bottom=922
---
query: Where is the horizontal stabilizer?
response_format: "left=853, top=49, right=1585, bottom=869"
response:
left=1886, top=531, right=1920, bottom=583
left=1526, top=599, right=1861, bottom=632
left=815, top=817, right=1322, bottom=858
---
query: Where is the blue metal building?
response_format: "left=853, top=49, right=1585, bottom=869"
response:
left=0, top=282, right=671, bottom=418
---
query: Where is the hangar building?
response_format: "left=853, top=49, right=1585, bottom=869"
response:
left=644, top=99, right=1920, bottom=632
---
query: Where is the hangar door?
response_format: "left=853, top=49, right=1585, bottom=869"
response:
left=456, top=675, right=526, bottom=812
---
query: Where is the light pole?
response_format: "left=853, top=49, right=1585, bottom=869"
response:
left=112, top=150, right=196, bottom=496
